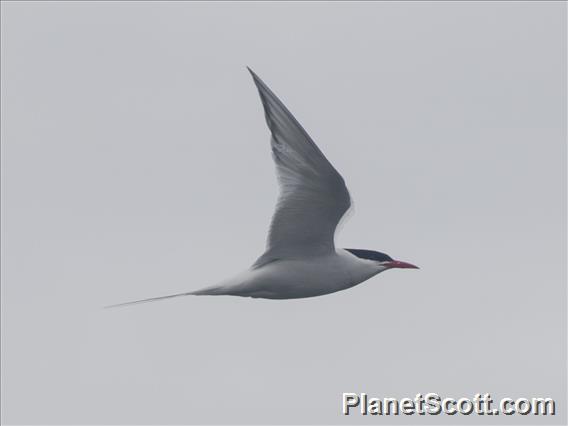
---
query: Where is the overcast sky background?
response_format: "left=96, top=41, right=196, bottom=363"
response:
left=1, top=1, right=566, bottom=425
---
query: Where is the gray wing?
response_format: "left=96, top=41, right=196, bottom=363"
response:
left=248, top=68, right=352, bottom=267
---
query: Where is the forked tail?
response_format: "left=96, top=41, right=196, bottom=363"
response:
left=104, top=285, right=226, bottom=308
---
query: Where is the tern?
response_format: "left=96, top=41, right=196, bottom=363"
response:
left=108, top=68, right=417, bottom=307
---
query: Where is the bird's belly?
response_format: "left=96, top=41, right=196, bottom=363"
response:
left=237, top=255, right=366, bottom=299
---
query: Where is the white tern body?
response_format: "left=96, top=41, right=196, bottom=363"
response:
left=193, top=249, right=386, bottom=299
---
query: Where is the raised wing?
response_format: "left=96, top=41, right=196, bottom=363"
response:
left=248, top=68, right=351, bottom=267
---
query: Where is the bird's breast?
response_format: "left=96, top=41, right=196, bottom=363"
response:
left=231, top=250, right=380, bottom=299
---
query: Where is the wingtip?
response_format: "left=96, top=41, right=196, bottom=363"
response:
left=246, top=65, right=258, bottom=79
left=246, top=67, right=268, bottom=95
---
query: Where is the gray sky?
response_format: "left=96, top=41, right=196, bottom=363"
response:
left=1, top=1, right=566, bottom=425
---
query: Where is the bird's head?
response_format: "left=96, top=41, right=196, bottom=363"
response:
left=345, top=249, right=419, bottom=271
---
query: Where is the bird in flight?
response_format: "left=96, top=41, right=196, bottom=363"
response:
left=107, top=68, right=417, bottom=307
